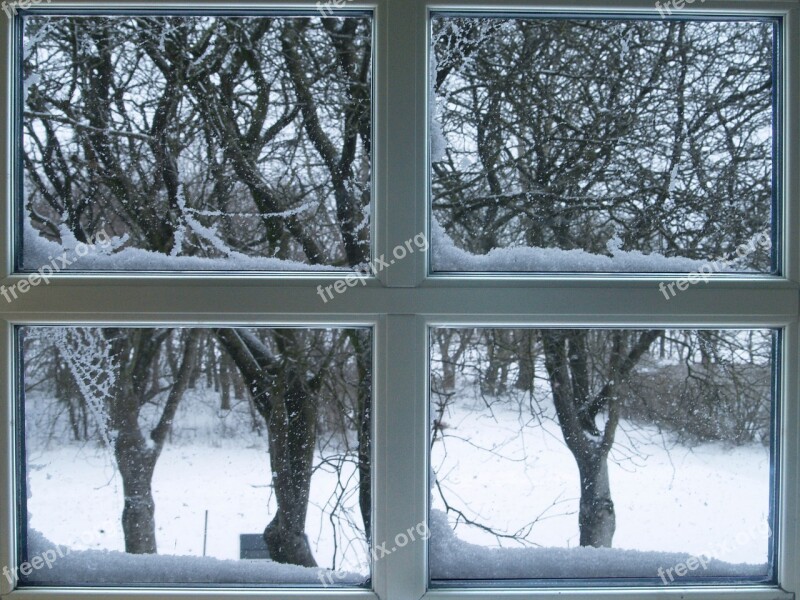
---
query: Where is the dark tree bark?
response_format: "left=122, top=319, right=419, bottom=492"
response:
left=349, top=329, right=373, bottom=543
left=262, top=370, right=318, bottom=566
left=435, top=330, right=472, bottom=393
left=215, top=328, right=325, bottom=567
left=219, top=354, right=232, bottom=411
left=514, top=330, right=537, bottom=391
left=541, top=329, right=662, bottom=547
left=105, top=329, right=200, bottom=554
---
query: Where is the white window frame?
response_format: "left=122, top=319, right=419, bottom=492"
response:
left=0, top=1, right=798, bottom=599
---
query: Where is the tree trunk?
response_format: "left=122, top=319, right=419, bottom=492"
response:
left=541, top=329, right=660, bottom=549
left=114, top=425, right=158, bottom=554
left=576, top=452, right=615, bottom=547
left=105, top=329, right=200, bottom=555
left=207, top=337, right=217, bottom=391
left=436, top=332, right=456, bottom=392
left=514, top=330, right=536, bottom=391
left=222, top=351, right=244, bottom=402
left=214, top=328, right=320, bottom=567
left=262, top=378, right=317, bottom=566
left=351, top=329, right=372, bottom=543
left=220, top=356, right=231, bottom=411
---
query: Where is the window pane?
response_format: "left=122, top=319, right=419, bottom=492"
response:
left=20, top=14, right=372, bottom=272
left=430, top=17, right=777, bottom=274
left=429, top=328, right=775, bottom=583
left=18, top=326, right=372, bottom=586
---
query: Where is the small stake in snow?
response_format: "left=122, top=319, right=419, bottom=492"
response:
left=203, top=510, right=209, bottom=557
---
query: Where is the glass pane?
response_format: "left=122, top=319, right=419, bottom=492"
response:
left=20, top=14, right=372, bottom=272
left=429, top=328, right=775, bottom=583
left=430, top=16, right=777, bottom=274
left=18, top=326, right=372, bottom=586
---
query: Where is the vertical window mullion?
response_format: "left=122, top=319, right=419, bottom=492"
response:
left=373, top=315, right=428, bottom=599
left=380, top=0, right=428, bottom=287
left=784, top=4, right=800, bottom=285
left=776, top=321, right=799, bottom=592
left=0, top=319, right=15, bottom=597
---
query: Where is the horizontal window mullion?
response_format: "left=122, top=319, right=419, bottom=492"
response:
left=422, top=587, right=793, bottom=600
left=0, top=284, right=795, bottom=323
left=0, top=591, right=381, bottom=600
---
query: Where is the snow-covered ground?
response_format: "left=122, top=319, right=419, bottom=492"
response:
left=431, top=393, right=772, bottom=580
left=27, top=442, right=365, bottom=565
left=23, top=383, right=771, bottom=585
left=24, top=387, right=369, bottom=585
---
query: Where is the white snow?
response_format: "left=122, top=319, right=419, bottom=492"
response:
left=26, top=528, right=364, bottom=586
left=21, top=220, right=347, bottom=272
left=669, top=164, right=681, bottom=194
left=431, top=217, right=726, bottom=273
left=429, top=391, right=771, bottom=581
left=24, top=387, right=369, bottom=586
left=24, top=383, right=772, bottom=585
left=429, top=509, right=766, bottom=581
left=21, top=363, right=771, bottom=585
left=430, top=53, right=449, bottom=163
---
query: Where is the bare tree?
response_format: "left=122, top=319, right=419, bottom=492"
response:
left=55, top=328, right=200, bottom=553
left=431, top=16, right=772, bottom=547
left=540, top=329, right=662, bottom=547
left=23, top=15, right=373, bottom=566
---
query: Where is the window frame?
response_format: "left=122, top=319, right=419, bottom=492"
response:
left=0, top=1, right=798, bottom=600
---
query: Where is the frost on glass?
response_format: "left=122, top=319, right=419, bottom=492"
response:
left=430, top=17, right=776, bottom=273
left=429, top=328, right=774, bottom=582
left=18, top=327, right=372, bottom=586
left=20, top=15, right=372, bottom=272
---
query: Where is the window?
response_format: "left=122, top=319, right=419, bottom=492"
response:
left=19, top=13, right=372, bottom=271
left=430, top=328, right=777, bottom=583
left=19, top=326, right=372, bottom=586
left=430, top=15, right=778, bottom=275
left=1, top=1, right=797, bottom=600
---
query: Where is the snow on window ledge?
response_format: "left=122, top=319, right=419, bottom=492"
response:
left=429, top=509, right=769, bottom=582
left=19, top=528, right=367, bottom=587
